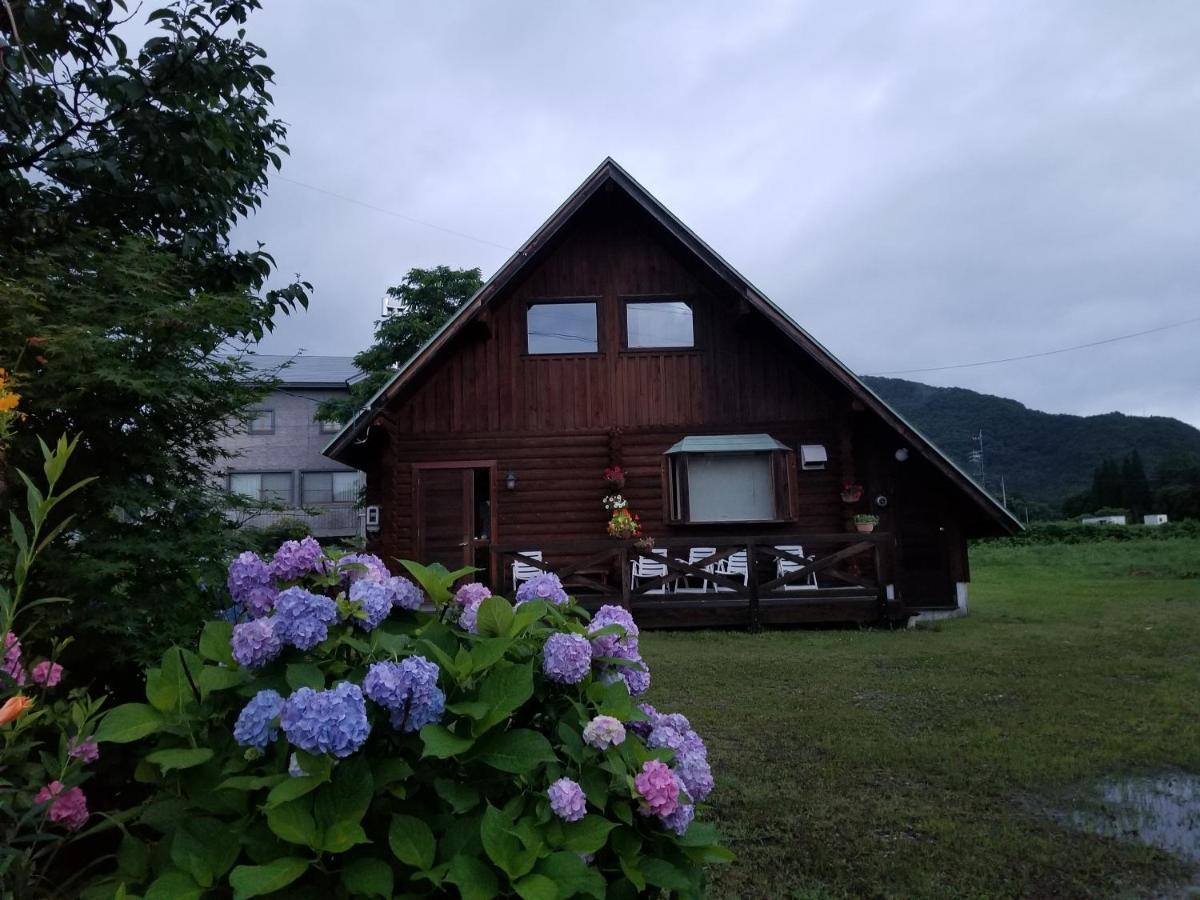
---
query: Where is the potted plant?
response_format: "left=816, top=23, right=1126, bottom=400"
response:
left=854, top=513, right=880, bottom=533
left=603, top=464, right=626, bottom=490
left=841, top=481, right=863, bottom=503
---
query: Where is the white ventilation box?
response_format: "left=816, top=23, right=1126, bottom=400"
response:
left=800, top=444, right=828, bottom=471
left=365, top=505, right=381, bottom=530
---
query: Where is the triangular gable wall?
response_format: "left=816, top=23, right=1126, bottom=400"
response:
left=325, top=158, right=1020, bottom=534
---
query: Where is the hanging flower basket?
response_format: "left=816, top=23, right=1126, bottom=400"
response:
left=841, top=482, right=863, bottom=503
left=603, top=465, right=626, bottom=490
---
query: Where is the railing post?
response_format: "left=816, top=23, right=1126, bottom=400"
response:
left=619, top=545, right=631, bottom=611
left=747, top=540, right=760, bottom=631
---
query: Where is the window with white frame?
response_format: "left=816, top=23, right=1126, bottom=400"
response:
left=246, top=409, right=275, bottom=434
left=228, top=472, right=292, bottom=504
left=301, top=470, right=361, bottom=505
left=625, top=299, right=694, bottom=349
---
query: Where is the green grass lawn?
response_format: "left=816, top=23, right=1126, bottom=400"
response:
left=640, top=537, right=1200, bottom=898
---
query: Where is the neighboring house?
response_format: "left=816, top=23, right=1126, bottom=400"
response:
left=1080, top=515, right=1127, bottom=525
left=324, top=158, right=1020, bottom=627
left=220, top=355, right=364, bottom=538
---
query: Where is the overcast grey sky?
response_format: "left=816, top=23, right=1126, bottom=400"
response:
left=234, top=1, right=1200, bottom=426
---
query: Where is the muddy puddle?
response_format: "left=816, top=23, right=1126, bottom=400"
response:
left=1058, top=773, right=1200, bottom=863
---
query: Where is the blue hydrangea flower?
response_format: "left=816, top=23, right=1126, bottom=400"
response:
left=231, top=617, right=281, bottom=669
left=274, top=587, right=338, bottom=650
left=233, top=689, right=284, bottom=749
left=645, top=710, right=712, bottom=802
left=280, top=682, right=371, bottom=758
left=338, top=552, right=390, bottom=585
left=227, top=551, right=278, bottom=616
left=459, top=597, right=484, bottom=634
left=388, top=575, right=423, bottom=612
left=662, top=802, right=695, bottom=835
left=363, top=657, right=445, bottom=732
left=516, top=572, right=569, bottom=606
left=348, top=580, right=393, bottom=630
left=588, top=605, right=639, bottom=657
left=621, top=660, right=651, bottom=697
left=542, top=633, right=592, bottom=684
left=548, top=777, right=587, bottom=822
left=269, top=537, right=325, bottom=582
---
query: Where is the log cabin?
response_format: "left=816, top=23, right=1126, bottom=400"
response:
left=324, top=159, right=1020, bottom=628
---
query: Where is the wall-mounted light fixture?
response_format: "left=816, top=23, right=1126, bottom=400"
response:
left=894, top=448, right=910, bottom=462
left=505, top=469, right=517, bottom=491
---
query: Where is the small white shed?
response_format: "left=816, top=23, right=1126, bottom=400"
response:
left=1143, top=514, right=1169, bottom=526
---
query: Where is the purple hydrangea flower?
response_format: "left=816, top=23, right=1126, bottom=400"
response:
left=388, top=575, right=424, bottom=612
left=675, top=754, right=714, bottom=803
left=348, top=580, right=393, bottom=630
left=516, top=572, right=569, bottom=606
left=548, top=777, right=587, bottom=822
left=233, top=689, right=284, bottom=749
left=621, top=662, right=651, bottom=697
left=542, top=633, right=592, bottom=684
left=454, top=582, right=492, bottom=606
left=362, top=657, right=445, bottom=732
left=662, top=801, right=695, bottom=836
left=269, top=537, right=325, bottom=582
left=582, top=715, right=626, bottom=750
left=3, top=632, right=26, bottom=686
left=274, top=587, right=338, bottom=650
left=227, top=551, right=278, bottom=617
left=68, top=738, right=99, bottom=764
left=231, top=617, right=281, bottom=669
left=280, top=682, right=370, bottom=758
left=634, top=759, right=680, bottom=818
left=459, top=597, right=484, bottom=634
left=338, top=553, right=389, bottom=585
left=588, top=605, right=639, bottom=658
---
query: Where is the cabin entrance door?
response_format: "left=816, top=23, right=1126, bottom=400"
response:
left=414, top=462, right=495, bottom=574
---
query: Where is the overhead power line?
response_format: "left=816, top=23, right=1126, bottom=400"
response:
left=275, top=175, right=516, bottom=253
left=865, top=314, right=1200, bottom=376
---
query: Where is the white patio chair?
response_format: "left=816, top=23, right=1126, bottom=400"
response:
left=675, top=547, right=719, bottom=593
left=716, top=549, right=749, bottom=592
left=630, top=548, right=671, bottom=595
left=511, top=550, right=544, bottom=590
left=774, top=544, right=818, bottom=590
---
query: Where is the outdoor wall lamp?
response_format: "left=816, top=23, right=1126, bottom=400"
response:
left=505, top=469, right=517, bottom=491
left=894, top=448, right=910, bottom=462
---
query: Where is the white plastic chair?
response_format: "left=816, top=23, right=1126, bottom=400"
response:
left=630, top=548, right=671, bottom=595
left=675, top=547, right=719, bottom=593
left=774, top=545, right=818, bottom=590
left=511, top=550, right=544, bottom=590
left=717, top=550, right=749, bottom=592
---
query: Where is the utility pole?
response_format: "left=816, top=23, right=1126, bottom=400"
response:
left=968, top=430, right=985, bottom=490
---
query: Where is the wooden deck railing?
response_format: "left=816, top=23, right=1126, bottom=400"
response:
left=490, top=533, right=898, bottom=627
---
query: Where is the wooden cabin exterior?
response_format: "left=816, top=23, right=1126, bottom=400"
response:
left=325, top=159, right=1019, bottom=627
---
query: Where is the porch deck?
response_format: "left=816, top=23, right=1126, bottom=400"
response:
left=491, top=532, right=903, bottom=628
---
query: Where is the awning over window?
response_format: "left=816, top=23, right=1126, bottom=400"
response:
left=664, top=433, right=791, bottom=455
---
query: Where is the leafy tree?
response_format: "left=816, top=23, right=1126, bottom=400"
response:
left=1153, top=452, right=1200, bottom=521
left=0, top=0, right=310, bottom=675
left=1120, top=449, right=1152, bottom=516
left=317, top=266, right=484, bottom=424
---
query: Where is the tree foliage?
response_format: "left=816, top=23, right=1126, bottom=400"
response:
left=0, top=0, right=310, bottom=674
left=318, top=266, right=483, bottom=424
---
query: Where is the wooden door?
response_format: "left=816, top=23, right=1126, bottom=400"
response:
left=415, top=467, right=473, bottom=570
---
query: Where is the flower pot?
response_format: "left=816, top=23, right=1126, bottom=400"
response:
left=855, top=522, right=876, bottom=533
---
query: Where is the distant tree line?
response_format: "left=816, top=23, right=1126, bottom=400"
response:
left=1063, top=450, right=1200, bottom=521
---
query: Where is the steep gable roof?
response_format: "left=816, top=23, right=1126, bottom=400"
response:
left=325, top=158, right=1021, bottom=534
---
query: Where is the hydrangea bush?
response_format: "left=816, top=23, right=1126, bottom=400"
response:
left=92, top=544, right=730, bottom=898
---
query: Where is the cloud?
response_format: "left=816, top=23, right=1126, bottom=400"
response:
left=232, top=0, right=1200, bottom=426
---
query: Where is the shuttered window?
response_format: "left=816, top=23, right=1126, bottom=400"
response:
left=228, top=472, right=292, bottom=504
left=301, top=471, right=361, bottom=505
left=665, top=438, right=796, bottom=524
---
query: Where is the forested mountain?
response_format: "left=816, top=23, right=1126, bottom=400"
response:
left=863, top=377, right=1200, bottom=512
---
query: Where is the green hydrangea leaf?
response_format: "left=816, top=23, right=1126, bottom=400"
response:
left=229, top=857, right=309, bottom=899
left=513, top=873, right=558, bottom=900
left=535, top=851, right=606, bottom=900
left=96, top=703, right=164, bottom=743
left=388, top=814, right=436, bottom=869
left=285, top=662, right=324, bottom=691
left=266, top=798, right=320, bottom=849
left=198, top=620, right=234, bottom=665
left=446, top=854, right=499, bottom=900
left=475, top=728, right=557, bottom=774
left=340, top=856, right=394, bottom=898
left=145, top=748, right=213, bottom=774
left=419, top=724, right=474, bottom=758
left=475, top=596, right=514, bottom=637
left=560, top=815, right=617, bottom=854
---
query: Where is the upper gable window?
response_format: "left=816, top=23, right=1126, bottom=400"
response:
left=247, top=409, right=275, bottom=435
left=527, top=301, right=599, bottom=355
left=625, top=300, right=694, bottom=349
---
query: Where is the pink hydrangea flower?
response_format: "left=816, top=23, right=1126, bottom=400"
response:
left=454, top=582, right=492, bottom=606
left=31, top=661, right=63, bottom=687
left=634, top=759, right=680, bottom=818
left=69, top=738, right=100, bottom=763
left=34, top=781, right=89, bottom=831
